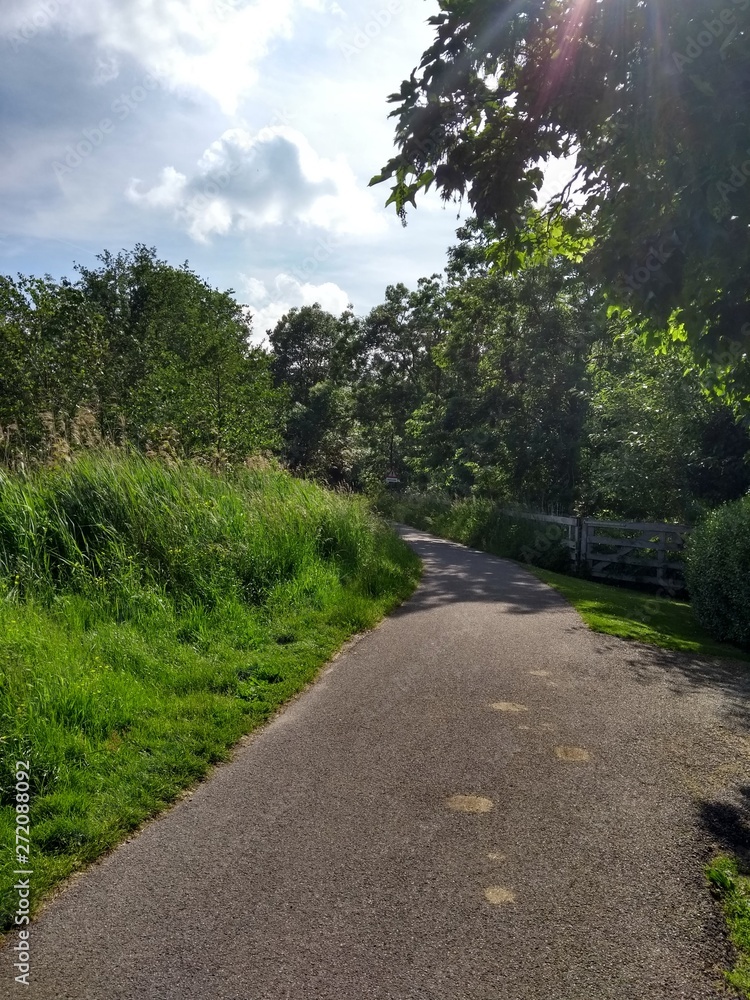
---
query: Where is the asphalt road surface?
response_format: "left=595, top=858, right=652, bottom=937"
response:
left=5, top=527, right=750, bottom=999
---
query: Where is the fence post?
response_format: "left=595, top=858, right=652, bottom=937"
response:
left=657, top=530, right=666, bottom=589
left=575, top=517, right=584, bottom=571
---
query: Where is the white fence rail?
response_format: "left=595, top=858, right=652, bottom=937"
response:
left=506, top=510, right=691, bottom=589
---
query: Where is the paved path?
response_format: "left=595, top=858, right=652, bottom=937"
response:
left=5, top=527, right=750, bottom=999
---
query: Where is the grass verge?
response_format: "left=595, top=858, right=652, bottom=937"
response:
left=0, top=454, right=421, bottom=933
left=706, top=857, right=750, bottom=996
left=524, top=566, right=750, bottom=662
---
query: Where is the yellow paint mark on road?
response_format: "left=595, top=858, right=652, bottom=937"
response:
left=529, top=670, right=550, bottom=677
left=484, top=886, right=516, bottom=905
left=446, top=794, right=494, bottom=813
left=490, top=702, right=527, bottom=713
left=487, top=851, right=506, bottom=862
left=554, top=746, right=591, bottom=762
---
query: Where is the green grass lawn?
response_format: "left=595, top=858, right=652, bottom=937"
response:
left=0, top=455, right=421, bottom=934
left=707, top=857, right=750, bottom=997
left=525, top=566, right=750, bottom=663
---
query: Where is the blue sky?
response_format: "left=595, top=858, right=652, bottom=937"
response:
left=0, top=0, right=473, bottom=339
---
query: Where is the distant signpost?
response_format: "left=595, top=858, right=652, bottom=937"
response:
left=385, top=470, right=400, bottom=485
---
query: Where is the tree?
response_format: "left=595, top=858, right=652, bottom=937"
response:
left=372, top=0, right=750, bottom=399
left=579, top=341, right=750, bottom=522
left=269, top=304, right=361, bottom=479
left=0, top=274, right=107, bottom=456
left=0, top=247, right=284, bottom=464
left=76, top=246, right=284, bottom=461
left=404, top=229, right=602, bottom=507
left=356, top=278, right=446, bottom=485
left=269, top=304, right=344, bottom=407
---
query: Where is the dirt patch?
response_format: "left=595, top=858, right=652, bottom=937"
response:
left=484, top=886, right=516, bottom=905
left=445, top=794, right=494, bottom=813
left=554, top=746, right=591, bottom=762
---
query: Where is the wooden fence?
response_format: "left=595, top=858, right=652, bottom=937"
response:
left=507, top=510, right=691, bottom=591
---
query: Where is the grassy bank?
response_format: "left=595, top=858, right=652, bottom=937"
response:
left=0, top=454, right=420, bottom=931
left=707, top=858, right=750, bottom=996
left=526, top=567, right=750, bottom=662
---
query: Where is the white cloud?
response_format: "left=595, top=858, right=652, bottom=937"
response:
left=127, top=126, right=385, bottom=241
left=129, top=165, right=187, bottom=209
left=3, top=0, right=330, bottom=114
left=2, top=0, right=462, bottom=323
left=241, top=272, right=350, bottom=339
left=242, top=276, right=268, bottom=301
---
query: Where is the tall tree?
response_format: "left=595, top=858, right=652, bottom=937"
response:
left=269, top=304, right=360, bottom=479
left=356, top=278, right=446, bottom=484
left=76, top=246, right=283, bottom=460
left=0, top=274, right=106, bottom=455
left=405, top=226, right=602, bottom=506
left=269, top=304, right=344, bottom=407
left=0, top=246, right=283, bottom=463
left=372, top=0, right=750, bottom=399
left=579, top=341, right=750, bottom=521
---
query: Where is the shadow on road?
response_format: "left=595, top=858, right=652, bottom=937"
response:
left=391, top=530, right=574, bottom=619
left=700, top=786, right=750, bottom=869
left=621, top=646, right=750, bottom=736
left=395, top=526, right=750, bottom=729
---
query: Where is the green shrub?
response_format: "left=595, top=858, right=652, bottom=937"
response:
left=685, top=495, right=750, bottom=647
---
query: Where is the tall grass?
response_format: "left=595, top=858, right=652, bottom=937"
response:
left=0, top=453, right=420, bottom=930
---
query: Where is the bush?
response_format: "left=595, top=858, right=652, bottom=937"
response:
left=685, top=495, right=750, bottom=647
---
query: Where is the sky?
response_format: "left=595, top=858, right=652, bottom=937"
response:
left=0, top=0, right=573, bottom=341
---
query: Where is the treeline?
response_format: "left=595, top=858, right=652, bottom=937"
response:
left=2, top=231, right=749, bottom=522
left=267, top=222, right=750, bottom=522
left=0, top=246, right=283, bottom=466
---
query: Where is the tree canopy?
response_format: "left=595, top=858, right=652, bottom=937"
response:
left=265, top=222, right=750, bottom=520
left=372, top=0, right=750, bottom=398
left=0, top=247, right=283, bottom=465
